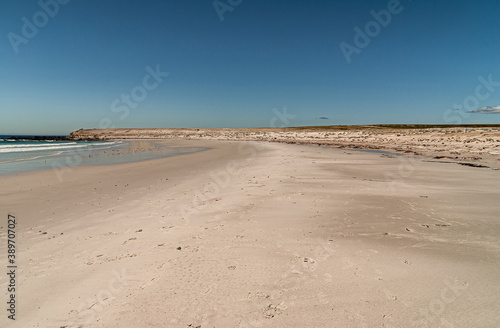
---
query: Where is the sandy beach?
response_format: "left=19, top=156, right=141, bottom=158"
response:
left=70, top=126, right=500, bottom=168
left=4, top=0, right=500, bottom=326
left=1, top=139, right=499, bottom=327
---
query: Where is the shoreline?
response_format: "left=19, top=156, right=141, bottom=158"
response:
left=1, top=139, right=499, bottom=327
left=69, top=127, right=500, bottom=169
left=0, top=139, right=210, bottom=177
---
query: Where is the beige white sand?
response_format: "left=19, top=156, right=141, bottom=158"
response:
left=1, top=139, right=499, bottom=327
left=70, top=126, right=500, bottom=165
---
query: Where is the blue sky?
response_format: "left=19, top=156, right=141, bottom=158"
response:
left=1, top=0, right=500, bottom=135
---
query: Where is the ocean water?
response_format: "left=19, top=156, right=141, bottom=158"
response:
left=0, top=136, right=206, bottom=175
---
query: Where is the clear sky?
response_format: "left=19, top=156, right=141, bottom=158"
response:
left=1, top=0, right=500, bottom=135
